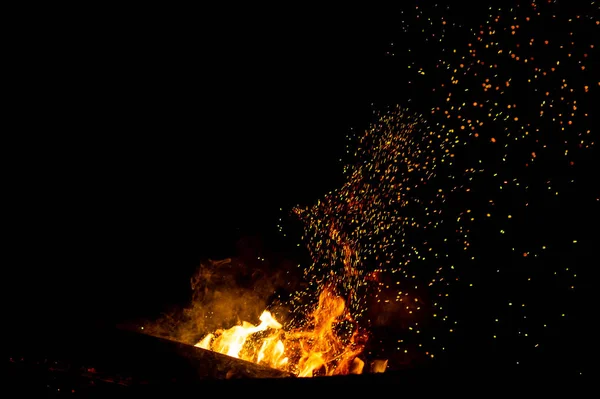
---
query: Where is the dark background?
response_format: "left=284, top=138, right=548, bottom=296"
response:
left=12, top=7, right=392, bottom=327
left=9, top=2, right=597, bottom=375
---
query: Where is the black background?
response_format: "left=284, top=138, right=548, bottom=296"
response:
left=8, top=4, right=597, bottom=376
left=11, top=6, right=392, bottom=328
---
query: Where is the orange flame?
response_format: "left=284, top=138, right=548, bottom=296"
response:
left=195, top=287, right=367, bottom=377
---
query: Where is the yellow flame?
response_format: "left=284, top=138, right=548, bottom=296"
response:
left=195, top=287, right=367, bottom=377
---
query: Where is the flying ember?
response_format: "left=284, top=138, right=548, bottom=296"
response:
left=141, top=0, right=596, bottom=377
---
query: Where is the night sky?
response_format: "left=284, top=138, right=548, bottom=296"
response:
left=12, top=1, right=598, bottom=377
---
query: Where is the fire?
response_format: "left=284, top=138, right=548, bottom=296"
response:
left=196, top=310, right=288, bottom=370
left=195, top=287, right=367, bottom=377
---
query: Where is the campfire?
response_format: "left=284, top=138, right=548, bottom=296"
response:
left=194, top=286, right=371, bottom=377
left=137, top=253, right=389, bottom=379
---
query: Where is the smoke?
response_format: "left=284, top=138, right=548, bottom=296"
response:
left=141, top=257, right=298, bottom=345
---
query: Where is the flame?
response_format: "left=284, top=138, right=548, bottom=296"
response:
left=195, top=287, right=367, bottom=377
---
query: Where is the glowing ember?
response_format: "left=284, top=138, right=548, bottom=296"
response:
left=141, top=1, right=595, bottom=376
left=195, top=287, right=368, bottom=377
